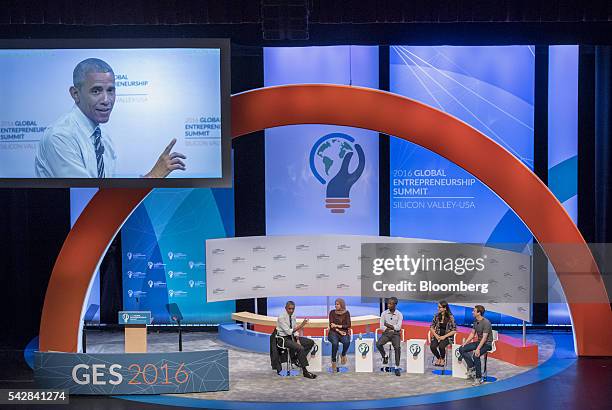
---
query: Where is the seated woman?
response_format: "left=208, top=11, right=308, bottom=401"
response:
left=328, top=298, right=352, bottom=372
left=429, top=300, right=457, bottom=366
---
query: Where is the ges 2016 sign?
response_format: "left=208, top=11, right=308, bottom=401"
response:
left=34, top=350, right=228, bottom=395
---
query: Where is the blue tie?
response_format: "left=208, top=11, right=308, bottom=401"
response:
left=93, top=127, right=105, bottom=178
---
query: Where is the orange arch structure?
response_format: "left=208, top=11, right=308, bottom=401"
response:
left=39, top=84, right=612, bottom=356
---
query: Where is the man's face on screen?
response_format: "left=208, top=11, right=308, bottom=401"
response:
left=73, top=72, right=116, bottom=124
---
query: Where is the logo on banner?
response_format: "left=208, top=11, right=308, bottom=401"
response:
left=309, top=133, right=365, bottom=214
left=122, top=313, right=130, bottom=322
left=127, top=290, right=133, bottom=298
left=147, top=261, right=154, bottom=269
left=336, top=283, right=350, bottom=289
left=148, top=280, right=153, bottom=288
left=127, top=271, right=133, bottom=278
left=189, top=280, right=195, bottom=288
left=168, top=290, right=175, bottom=298
left=127, top=252, right=133, bottom=260
left=358, top=342, right=370, bottom=358
left=168, top=271, right=174, bottom=278
left=409, top=343, right=422, bottom=359
left=189, top=261, right=195, bottom=270
left=168, top=252, right=174, bottom=260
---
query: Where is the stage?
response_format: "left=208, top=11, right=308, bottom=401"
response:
left=85, top=329, right=556, bottom=404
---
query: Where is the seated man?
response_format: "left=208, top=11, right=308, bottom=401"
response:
left=376, top=296, right=403, bottom=376
left=276, top=300, right=317, bottom=379
left=458, top=305, right=493, bottom=386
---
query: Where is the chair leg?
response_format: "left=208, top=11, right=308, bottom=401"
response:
left=482, top=353, right=488, bottom=381
left=441, top=353, right=447, bottom=374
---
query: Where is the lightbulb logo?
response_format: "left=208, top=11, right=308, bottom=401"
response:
left=409, top=343, right=422, bottom=359
left=309, top=133, right=365, bottom=214
left=358, top=342, right=370, bottom=359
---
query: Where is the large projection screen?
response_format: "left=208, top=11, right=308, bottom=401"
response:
left=0, top=38, right=231, bottom=188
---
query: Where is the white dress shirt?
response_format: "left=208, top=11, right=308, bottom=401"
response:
left=276, top=310, right=297, bottom=337
left=380, top=309, right=403, bottom=332
left=35, top=105, right=116, bottom=178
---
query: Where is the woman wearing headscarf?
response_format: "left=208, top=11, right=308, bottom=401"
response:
left=328, top=298, right=352, bottom=372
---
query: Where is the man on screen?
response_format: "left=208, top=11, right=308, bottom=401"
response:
left=35, top=58, right=186, bottom=178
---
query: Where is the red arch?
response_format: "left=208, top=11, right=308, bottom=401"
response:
left=39, top=84, right=612, bottom=355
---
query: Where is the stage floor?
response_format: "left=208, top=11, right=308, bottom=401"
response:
left=87, top=329, right=554, bottom=403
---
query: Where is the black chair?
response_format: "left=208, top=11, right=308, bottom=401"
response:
left=270, top=329, right=298, bottom=376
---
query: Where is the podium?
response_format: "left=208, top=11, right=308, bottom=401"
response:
left=406, top=339, right=426, bottom=374
left=118, top=311, right=152, bottom=353
left=355, top=338, right=374, bottom=372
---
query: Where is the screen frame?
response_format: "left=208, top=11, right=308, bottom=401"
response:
left=0, top=37, right=232, bottom=188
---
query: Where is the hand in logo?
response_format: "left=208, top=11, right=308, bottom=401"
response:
left=326, top=143, right=365, bottom=199
left=409, top=343, right=422, bottom=359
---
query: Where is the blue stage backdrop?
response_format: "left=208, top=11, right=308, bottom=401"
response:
left=547, top=45, right=578, bottom=325
left=389, top=45, right=535, bottom=324
left=264, top=46, right=380, bottom=317
left=121, top=188, right=235, bottom=324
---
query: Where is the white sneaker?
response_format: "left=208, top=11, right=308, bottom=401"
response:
left=471, top=378, right=483, bottom=386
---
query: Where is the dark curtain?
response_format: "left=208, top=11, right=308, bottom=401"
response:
left=0, top=189, right=70, bottom=349
left=100, top=234, right=123, bottom=324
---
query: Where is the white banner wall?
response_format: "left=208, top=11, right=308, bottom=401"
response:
left=206, top=235, right=532, bottom=322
